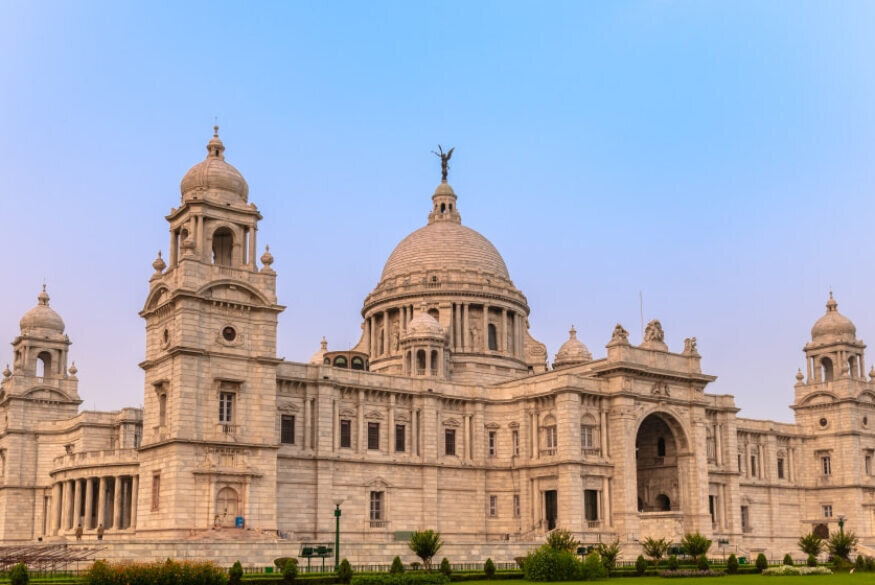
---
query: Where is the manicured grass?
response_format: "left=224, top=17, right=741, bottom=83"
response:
left=474, top=576, right=871, bottom=585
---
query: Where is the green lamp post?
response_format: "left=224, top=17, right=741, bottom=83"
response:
left=838, top=515, right=845, bottom=536
left=334, top=499, right=344, bottom=571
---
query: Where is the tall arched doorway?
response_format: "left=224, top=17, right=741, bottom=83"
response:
left=636, top=413, right=685, bottom=513
left=215, top=486, right=239, bottom=527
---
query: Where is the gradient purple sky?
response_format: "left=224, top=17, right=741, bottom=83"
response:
left=2, top=2, right=874, bottom=421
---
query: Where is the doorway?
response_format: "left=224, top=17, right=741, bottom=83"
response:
left=544, top=490, right=557, bottom=530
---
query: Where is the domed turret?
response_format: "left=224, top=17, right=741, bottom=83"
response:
left=553, top=326, right=592, bottom=369
left=404, top=308, right=445, bottom=341
left=19, top=285, right=65, bottom=334
left=180, top=126, right=249, bottom=204
left=310, top=337, right=329, bottom=365
left=811, top=293, right=856, bottom=343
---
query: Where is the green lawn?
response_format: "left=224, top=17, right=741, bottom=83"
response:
left=476, top=577, right=871, bottom=585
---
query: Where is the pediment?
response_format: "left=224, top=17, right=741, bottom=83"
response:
left=485, top=422, right=500, bottom=430
left=442, top=417, right=461, bottom=428
left=801, top=392, right=836, bottom=406
left=23, top=387, right=71, bottom=402
left=365, top=410, right=384, bottom=420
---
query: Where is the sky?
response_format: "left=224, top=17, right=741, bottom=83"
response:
left=1, top=1, right=874, bottom=422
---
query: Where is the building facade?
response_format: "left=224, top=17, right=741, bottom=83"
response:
left=0, top=130, right=874, bottom=561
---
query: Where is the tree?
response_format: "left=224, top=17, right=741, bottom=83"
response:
left=783, top=554, right=793, bottom=566
left=9, top=563, right=28, bottom=585
left=408, top=530, right=444, bottom=572
left=282, top=559, right=297, bottom=585
left=635, top=555, right=647, bottom=576
left=439, top=558, right=451, bottom=577
left=667, top=555, right=679, bottom=571
left=697, top=555, right=710, bottom=571
left=390, top=557, right=404, bottom=575
left=229, top=561, right=243, bottom=585
left=755, top=553, right=768, bottom=573
left=798, top=532, right=824, bottom=558
left=337, top=559, right=352, bottom=585
left=641, top=537, right=670, bottom=566
left=680, top=532, right=712, bottom=558
left=827, top=530, right=858, bottom=561
left=726, top=554, right=738, bottom=575
left=484, top=558, right=495, bottom=578
left=807, top=554, right=817, bottom=567
left=545, top=528, right=579, bottom=553
left=596, top=539, right=621, bottom=574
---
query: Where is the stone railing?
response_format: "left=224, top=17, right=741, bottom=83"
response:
left=53, top=448, right=139, bottom=469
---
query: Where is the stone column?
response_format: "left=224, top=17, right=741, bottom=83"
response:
left=462, top=304, right=470, bottom=350
left=84, top=478, right=94, bottom=530
left=169, top=228, right=178, bottom=266
left=425, top=350, right=431, bottom=375
left=368, top=317, right=375, bottom=356
left=130, top=475, right=139, bottom=529
left=500, top=309, right=507, bottom=352
left=411, top=407, right=419, bottom=457
left=333, top=399, right=339, bottom=451
left=388, top=395, right=395, bottom=453
left=72, top=479, right=82, bottom=532
left=304, top=398, right=311, bottom=450
left=249, top=227, right=257, bottom=267
left=97, top=477, right=107, bottom=529
left=357, top=390, right=365, bottom=454
left=604, top=477, right=612, bottom=527
left=600, top=408, right=608, bottom=457
left=454, top=304, right=462, bottom=349
left=60, top=480, right=70, bottom=531
left=49, top=483, right=61, bottom=534
left=482, top=305, right=489, bottom=351
left=113, top=476, right=122, bottom=530
left=463, top=414, right=470, bottom=461
left=715, top=423, right=723, bottom=466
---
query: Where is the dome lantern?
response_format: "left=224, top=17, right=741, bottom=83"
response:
left=553, top=325, right=593, bottom=370
left=179, top=126, right=249, bottom=204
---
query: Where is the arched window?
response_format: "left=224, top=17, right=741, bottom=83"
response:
left=428, top=308, right=439, bottom=321
left=655, top=494, right=671, bottom=511
left=821, top=357, right=834, bottom=382
left=333, top=356, right=348, bottom=368
left=323, top=357, right=330, bottom=365
left=416, top=350, right=426, bottom=375
left=848, top=356, right=857, bottom=378
left=351, top=357, right=364, bottom=370
left=580, top=415, right=598, bottom=450
left=657, top=437, right=666, bottom=457
left=430, top=350, right=439, bottom=376
left=212, top=228, right=234, bottom=266
left=36, top=351, right=52, bottom=378
left=542, top=415, right=558, bottom=454
left=488, top=324, right=498, bottom=351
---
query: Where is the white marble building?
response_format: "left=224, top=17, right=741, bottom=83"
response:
left=0, top=130, right=873, bottom=561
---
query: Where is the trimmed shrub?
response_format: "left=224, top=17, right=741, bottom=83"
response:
left=10, top=563, right=28, bottom=585
left=667, top=555, right=679, bottom=571
left=483, top=559, right=495, bottom=579
left=867, top=556, right=875, bottom=572
left=338, top=559, right=353, bottom=585
left=696, top=555, right=709, bottom=571
left=275, top=559, right=298, bottom=571
left=807, top=554, right=817, bottom=567
left=680, top=533, right=712, bottom=558
left=726, top=554, right=738, bottom=575
left=635, top=555, right=647, bottom=576
left=783, top=554, right=793, bottom=566
left=440, top=559, right=451, bottom=578
left=755, top=553, right=768, bottom=573
left=854, top=555, right=866, bottom=572
left=351, top=575, right=450, bottom=585
left=523, top=547, right=579, bottom=582
left=391, top=557, right=405, bottom=576
left=658, top=569, right=724, bottom=578
left=581, top=552, right=606, bottom=580
left=84, top=559, right=227, bottom=585
left=230, top=561, right=244, bottom=585
left=762, top=565, right=831, bottom=576
left=283, top=559, right=298, bottom=585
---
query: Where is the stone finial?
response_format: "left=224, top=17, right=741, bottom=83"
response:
left=869, top=366, right=875, bottom=381
left=38, top=284, right=50, bottom=306
left=2, top=365, right=10, bottom=378
left=260, top=245, right=275, bottom=273
left=320, top=336, right=327, bottom=351
left=608, top=323, right=630, bottom=345
left=68, top=362, right=78, bottom=377
left=683, top=337, right=699, bottom=356
left=640, top=319, right=668, bottom=351
left=151, top=251, right=166, bottom=279
left=795, top=368, right=804, bottom=383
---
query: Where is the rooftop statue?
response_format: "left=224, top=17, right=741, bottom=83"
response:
left=432, top=145, right=454, bottom=181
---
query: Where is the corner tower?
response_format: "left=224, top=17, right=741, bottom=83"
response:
left=137, top=129, right=284, bottom=536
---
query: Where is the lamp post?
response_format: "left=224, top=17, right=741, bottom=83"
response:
left=334, top=499, right=344, bottom=571
left=838, top=515, right=845, bottom=536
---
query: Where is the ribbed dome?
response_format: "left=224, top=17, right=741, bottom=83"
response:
left=811, top=293, right=856, bottom=342
left=20, top=286, right=65, bottom=334
left=180, top=127, right=249, bottom=202
left=381, top=222, right=509, bottom=282
left=553, top=326, right=592, bottom=369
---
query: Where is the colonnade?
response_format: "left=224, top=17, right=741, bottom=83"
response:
left=47, top=474, right=138, bottom=536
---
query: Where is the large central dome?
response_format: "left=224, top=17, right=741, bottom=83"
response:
left=381, top=221, right=510, bottom=282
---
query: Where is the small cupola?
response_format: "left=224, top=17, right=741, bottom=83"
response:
left=553, top=325, right=593, bottom=369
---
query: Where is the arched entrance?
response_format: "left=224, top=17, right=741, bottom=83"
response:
left=215, top=486, right=239, bottom=527
left=636, top=412, right=686, bottom=513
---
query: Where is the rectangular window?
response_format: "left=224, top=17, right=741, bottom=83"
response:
left=777, top=458, right=785, bottom=479
left=737, top=454, right=743, bottom=473
left=489, top=495, right=498, bottom=517
left=822, top=456, right=832, bottom=476
left=281, top=414, right=295, bottom=444
left=445, top=429, right=456, bottom=456
left=340, top=419, right=352, bottom=448
left=151, top=473, right=160, bottom=512
left=488, top=431, right=497, bottom=457
left=584, top=489, right=599, bottom=521
left=369, top=491, right=383, bottom=521
left=750, top=455, right=757, bottom=478
left=159, top=394, right=167, bottom=427
left=740, top=505, right=750, bottom=532
left=709, top=495, right=717, bottom=526
left=823, top=504, right=833, bottom=518
left=395, top=424, right=406, bottom=453
left=512, top=430, right=520, bottom=456
left=368, top=422, right=380, bottom=450
left=513, top=494, right=520, bottom=518
left=545, top=426, right=558, bottom=452
left=866, top=455, right=872, bottom=476
left=219, top=392, right=234, bottom=424
left=581, top=425, right=594, bottom=450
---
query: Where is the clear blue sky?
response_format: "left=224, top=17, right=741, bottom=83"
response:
left=2, top=2, right=874, bottom=421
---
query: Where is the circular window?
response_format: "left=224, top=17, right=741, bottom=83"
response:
left=819, top=417, right=828, bottom=428
left=222, top=326, right=237, bottom=342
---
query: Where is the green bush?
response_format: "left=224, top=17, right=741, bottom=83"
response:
left=483, top=559, right=495, bottom=579
left=275, top=559, right=298, bottom=571
left=230, top=561, right=244, bottom=585
left=798, top=533, right=824, bottom=558
left=726, top=554, right=738, bottom=575
left=782, top=554, right=793, bottom=566
left=84, top=559, right=227, bottom=585
left=10, top=563, right=28, bottom=585
left=513, top=558, right=526, bottom=570
left=667, top=555, right=679, bottom=571
left=635, top=555, right=647, bottom=576
left=283, top=559, right=297, bottom=585
left=391, top=558, right=405, bottom=576
left=807, top=554, right=817, bottom=567
left=338, top=559, right=353, bottom=585
left=755, top=553, right=768, bottom=573
left=680, top=533, right=712, bottom=558
left=641, top=537, right=670, bottom=567
left=827, top=530, right=858, bottom=561
left=447, top=570, right=523, bottom=582
left=351, top=575, right=449, bottom=585
left=545, top=529, right=579, bottom=553
left=440, top=559, right=451, bottom=578
left=408, top=530, right=444, bottom=572
left=854, top=555, right=866, bottom=572
left=695, top=555, right=709, bottom=571
left=581, top=552, right=606, bottom=580
left=523, top=547, right=580, bottom=582
left=867, top=556, right=875, bottom=572
left=595, top=540, right=620, bottom=575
